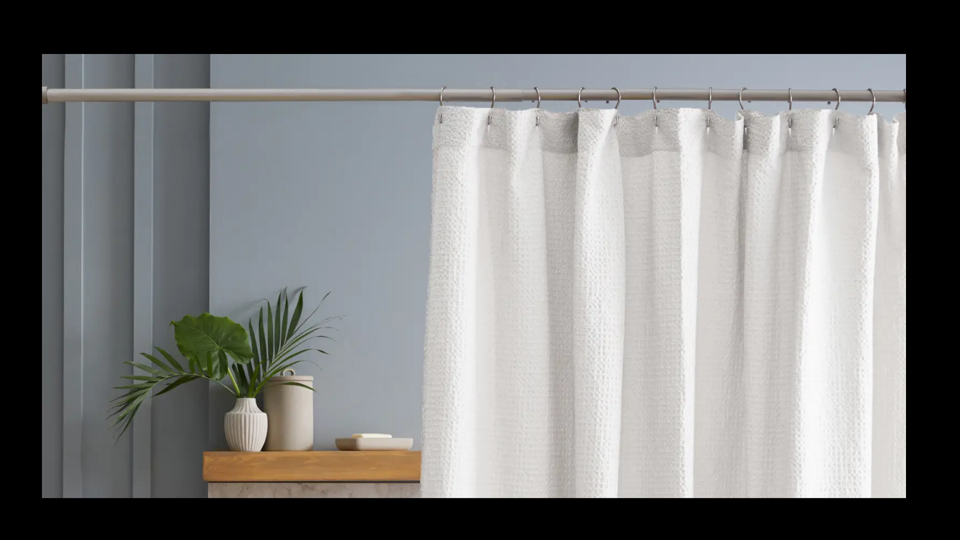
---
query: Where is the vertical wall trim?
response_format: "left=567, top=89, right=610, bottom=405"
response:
left=133, top=54, right=155, bottom=499
left=62, top=54, right=85, bottom=499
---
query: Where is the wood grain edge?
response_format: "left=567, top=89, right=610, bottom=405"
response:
left=203, top=451, right=421, bottom=483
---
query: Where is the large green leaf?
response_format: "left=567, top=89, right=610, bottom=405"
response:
left=171, top=314, right=254, bottom=367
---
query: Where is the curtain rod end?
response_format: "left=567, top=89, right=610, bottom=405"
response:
left=42, top=86, right=48, bottom=105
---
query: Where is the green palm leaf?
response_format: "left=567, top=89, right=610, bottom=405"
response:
left=267, top=301, right=275, bottom=363
left=280, top=289, right=290, bottom=348
left=124, top=361, right=164, bottom=377
left=155, top=375, right=198, bottom=397
left=273, top=291, right=283, bottom=356
left=258, top=308, right=268, bottom=367
left=156, top=347, right=186, bottom=372
left=249, top=321, right=260, bottom=367
left=121, top=375, right=162, bottom=382
left=234, top=364, right=249, bottom=396
left=140, top=353, right=173, bottom=373
left=287, top=291, right=304, bottom=341
left=279, top=382, right=316, bottom=392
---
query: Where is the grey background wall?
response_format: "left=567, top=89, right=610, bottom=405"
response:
left=42, top=54, right=65, bottom=500
left=43, top=54, right=907, bottom=498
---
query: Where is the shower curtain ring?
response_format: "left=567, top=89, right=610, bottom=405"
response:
left=786, top=89, right=795, bottom=129
left=832, top=88, right=841, bottom=129
left=610, top=87, right=621, bottom=126
left=608, top=87, right=622, bottom=108
left=653, top=87, right=659, bottom=128
left=867, top=88, right=876, bottom=115
left=438, top=86, right=446, bottom=124
left=578, top=87, right=585, bottom=108
left=706, top=87, right=713, bottom=129
left=534, top=87, right=542, bottom=127
left=739, top=87, right=747, bottom=110
left=488, top=87, right=496, bottom=126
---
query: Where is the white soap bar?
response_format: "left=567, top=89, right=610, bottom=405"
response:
left=351, top=433, right=392, bottom=439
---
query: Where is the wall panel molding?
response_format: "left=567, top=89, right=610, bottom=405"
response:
left=133, top=54, right=155, bottom=499
left=62, top=53, right=85, bottom=499
left=44, top=54, right=217, bottom=497
left=42, top=53, right=66, bottom=499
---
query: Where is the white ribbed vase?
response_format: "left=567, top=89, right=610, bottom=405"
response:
left=224, top=398, right=268, bottom=452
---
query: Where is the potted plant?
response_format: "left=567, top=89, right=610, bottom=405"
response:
left=111, top=289, right=338, bottom=452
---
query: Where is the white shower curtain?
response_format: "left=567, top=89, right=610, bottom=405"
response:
left=422, top=106, right=906, bottom=498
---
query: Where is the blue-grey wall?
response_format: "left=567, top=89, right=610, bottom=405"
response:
left=44, top=54, right=906, bottom=497
left=151, top=54, right=211, bottom=499
left=42, top=53, right=65, bottom=500
left=41, top=54, right=210, bottom=498
left=207, top=54, right=908, bottom=455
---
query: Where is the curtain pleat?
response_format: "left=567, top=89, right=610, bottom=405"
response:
left=422, top=106, right=907, bottom=498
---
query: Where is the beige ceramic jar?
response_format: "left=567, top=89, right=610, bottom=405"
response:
left=264, top=369, right=315, bottom=451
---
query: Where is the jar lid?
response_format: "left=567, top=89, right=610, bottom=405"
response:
left=268, top=368, right=314, bottom=383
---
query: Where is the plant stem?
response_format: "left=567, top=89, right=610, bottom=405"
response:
left=225, top=366, right=242, bottom=397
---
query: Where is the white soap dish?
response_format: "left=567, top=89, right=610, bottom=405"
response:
left=335, top=437, right=414, bottom=451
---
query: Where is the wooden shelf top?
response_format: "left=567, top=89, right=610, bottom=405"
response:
left=203, top=451, right=421, bottom=483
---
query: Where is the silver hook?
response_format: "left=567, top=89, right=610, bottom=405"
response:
left=653, top=87, right=659, bottom=128
left=488, top=87, right=496, bottom=126
left=787, top=88, right=794, bottom=129
left=610, top=87, right=621, bottom=126
left=831, top=88, right=841, bottom=129
left=706, top=87, right=713, bottom=129
left=534, top=87, right=542, bottom=127
left=438, top=86, right=446, bottom=124
left=867, top=88, right=876, bottom=115
left=578, top=87, right=585, bottom=109
left=740, top=88, right=749, bottom=136
left=608, top=87, right=622, bottom=109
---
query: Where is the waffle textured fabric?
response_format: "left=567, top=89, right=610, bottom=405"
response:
left=422, top=107, right=906, bottom=498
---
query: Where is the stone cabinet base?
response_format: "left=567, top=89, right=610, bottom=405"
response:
left=208, top=483, right=421, bottom=498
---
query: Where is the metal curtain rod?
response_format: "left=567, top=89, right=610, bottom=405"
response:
left=41, top=87, right=906, bottom=105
